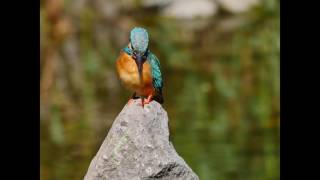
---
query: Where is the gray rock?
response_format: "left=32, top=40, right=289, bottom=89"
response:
left=84, top=100, right=199, bottom=180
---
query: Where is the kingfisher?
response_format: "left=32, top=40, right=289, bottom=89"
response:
left=116, top=27, right=163, bottom=107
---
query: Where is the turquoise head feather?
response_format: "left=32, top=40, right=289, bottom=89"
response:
left=130, top=27, right=149, bottom=56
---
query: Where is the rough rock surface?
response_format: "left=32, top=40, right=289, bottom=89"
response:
left=84, top=100, right=199, bottom=180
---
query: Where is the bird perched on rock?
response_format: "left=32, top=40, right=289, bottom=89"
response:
left=116, top=27, right=163, bottom=107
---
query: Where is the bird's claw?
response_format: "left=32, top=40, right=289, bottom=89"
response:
left=143, top=98, right=151, bottom=104
left=140, top=95, right=152, bottom=107
left=137, top=98, right=151, bottom=107
left=127, top=99, right=134, bottom=105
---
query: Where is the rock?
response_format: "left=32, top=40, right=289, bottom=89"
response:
left=84, top=100, right=199, bottom=180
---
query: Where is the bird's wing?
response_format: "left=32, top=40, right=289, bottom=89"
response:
left=147, top=52, right=163, bottom=91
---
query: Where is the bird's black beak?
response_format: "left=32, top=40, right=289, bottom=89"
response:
left=133, top=53, right=143, bottom=82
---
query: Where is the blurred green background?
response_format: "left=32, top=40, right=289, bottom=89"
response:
left=40, top=0, right=279, bottom=179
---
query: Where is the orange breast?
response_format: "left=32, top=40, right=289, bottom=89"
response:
left=116, top=51, right=154, bottom=96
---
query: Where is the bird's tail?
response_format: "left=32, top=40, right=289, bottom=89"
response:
left=153, top=89, right=164, bottom=104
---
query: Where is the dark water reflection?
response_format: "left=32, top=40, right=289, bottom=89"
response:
left=40, top=2, right=279, bottom=180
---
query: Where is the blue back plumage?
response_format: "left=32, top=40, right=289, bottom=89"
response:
left=130, top=27, right=149, bottom=56
left=147, top=52, right=163, bottom=91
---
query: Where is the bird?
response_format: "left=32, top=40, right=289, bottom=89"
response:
left=116, top=27, right=163, bottom=107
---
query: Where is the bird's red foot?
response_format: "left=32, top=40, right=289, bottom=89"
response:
left=143, top=95, right=153, bottom=105
left=127, top=99, right=134, bottom=105
left=143, top=98, right=151, bottom=105
left=138, top=95, right=152, bottom=107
